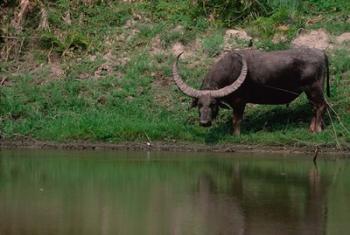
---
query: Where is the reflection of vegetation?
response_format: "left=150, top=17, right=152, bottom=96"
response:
left=0, top=152, right=336, bottom=190
left=0, top=152, right=339, bottom=201
left=1, top=151, right=350, bottom=234
left=326, top=160, right=350, bottom=235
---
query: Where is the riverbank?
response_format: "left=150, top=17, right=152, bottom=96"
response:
left=1, top=1, right=349, bottom=148
left=1, top=138, right=349, bottom=156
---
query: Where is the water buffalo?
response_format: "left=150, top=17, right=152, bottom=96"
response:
left=172, top=48, right=330, bottom=135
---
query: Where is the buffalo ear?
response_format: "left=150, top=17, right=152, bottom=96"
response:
left=219, top=101, right=231, bottom=109
left=190, top=98, right=198, bottom=108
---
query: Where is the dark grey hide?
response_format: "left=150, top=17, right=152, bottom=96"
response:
left=186, top=48, right=330, bottom=135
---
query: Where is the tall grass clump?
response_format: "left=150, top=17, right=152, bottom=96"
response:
left=187, top=0, right=302, bottom=26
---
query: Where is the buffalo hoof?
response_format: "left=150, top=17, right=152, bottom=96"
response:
left=309, top=125, right=323, bottom=133
left=200, top=122, right=212, bottom=127
left=232, top=129, right=241, bottom=136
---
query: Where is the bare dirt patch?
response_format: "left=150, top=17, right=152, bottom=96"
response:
left=171, top=42, right=185, bottom=57
left=170, top=39, right=201, bottom=60
left=151, top=71, right=174, bottom=108
left=292, top=29, right=330, bottom=50
left=49, top=54, right=65, bottom=79
left=272, top=33, right=288, bottom=44
left=149, top=35, right=163, bottom=55
left=336, top=32, right=350, bottom=44
left=224, top=29, right=252, bottom=50
left=93, top=51, right=128, bottom=79
left=50, top=62, right=65, bottom=78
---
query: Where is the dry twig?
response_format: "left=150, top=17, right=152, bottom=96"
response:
left=0, top=77, right=7, bottom=86
left=38, top=1, right=49, bottom=30
left=11, top=0, right=31, bottom=31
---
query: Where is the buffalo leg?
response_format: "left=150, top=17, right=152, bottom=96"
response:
left=232, top=103, right=246, bottom=136
left=309, top=116, right=317, bottom=132
left=305, top=86, right=327, bottom=133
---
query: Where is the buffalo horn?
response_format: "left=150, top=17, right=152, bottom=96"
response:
left=172, top=52, right=248, bottom=98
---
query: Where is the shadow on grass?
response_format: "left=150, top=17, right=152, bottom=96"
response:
left=204, top=102, right=318, bottom=144
left=243, top=103, right=314, bottom=132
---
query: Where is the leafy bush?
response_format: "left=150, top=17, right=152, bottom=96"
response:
left=180, top=0, right=302, bottom=27
left=39, top=32, right=65, bottom=53
left=65, top=32, right=89, bottom=50
left=246, top=8, right=303, bottom=39
left=39, top=31, right=89, bottom=53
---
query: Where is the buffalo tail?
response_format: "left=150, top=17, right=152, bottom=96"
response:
left=325, top=53, right=330, bottom=97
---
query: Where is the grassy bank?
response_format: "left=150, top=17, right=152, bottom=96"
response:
left=1, top=0, right=350, bottom=148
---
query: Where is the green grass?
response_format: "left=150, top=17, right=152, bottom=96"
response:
left=202, top=32, right=224, bottom=57
left=1, top=0, right=350, bottom=148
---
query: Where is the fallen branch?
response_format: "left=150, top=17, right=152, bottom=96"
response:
left=38, top=1, right=49, bottom=30
left=11, top=0, right=31, bottom=32
left=2, top=0, right=32, bottom=61
left=0, top=77, right=7, bottom=86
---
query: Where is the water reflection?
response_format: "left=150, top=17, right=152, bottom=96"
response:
left=0, top=151, right=349, bottom=235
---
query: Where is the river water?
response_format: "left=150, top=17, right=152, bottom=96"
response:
left=0, top=150, right=349, bottom=235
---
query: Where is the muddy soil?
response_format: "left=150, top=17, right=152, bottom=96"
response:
left=0, top=138, right=349, bottom=156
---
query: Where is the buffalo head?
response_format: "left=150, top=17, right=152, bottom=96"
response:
left=190, top=96, right=219, bottom=127
left=172, top=52, right=247, bottom=127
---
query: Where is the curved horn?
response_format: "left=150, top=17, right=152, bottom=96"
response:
left=172, top=52, right=248, bottom=98
left=172, top=52, right=202, bottom=98
left=208, top=53, right=248, bottom=98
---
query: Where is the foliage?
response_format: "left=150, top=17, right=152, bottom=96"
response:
left=202, top=32, right=224, bottom=57
left=192, top=0, right=302, bottom=26
left=0, top=0, right=350, bottom=148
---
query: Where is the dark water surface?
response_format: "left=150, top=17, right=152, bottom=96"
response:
left=0, top=150, right=349, bottom=235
